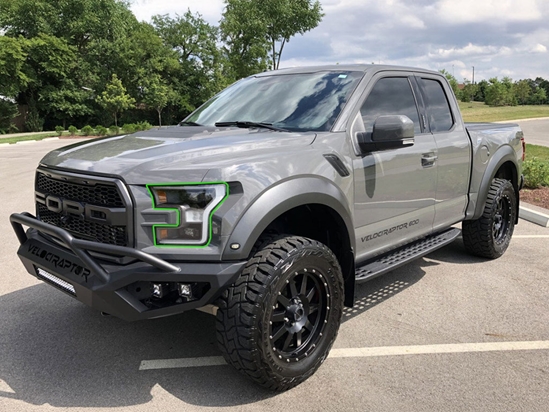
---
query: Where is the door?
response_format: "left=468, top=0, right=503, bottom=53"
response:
left=352, top=75, right=437, bottom=263
left=415, top=75, right=471, bottom=231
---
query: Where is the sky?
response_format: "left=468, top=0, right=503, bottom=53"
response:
left=130, top=0, right=549, bottom=82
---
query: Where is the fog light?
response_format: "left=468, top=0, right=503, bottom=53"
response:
left=177, top=283, right=193, bottom=299
left=152, top=283, right=164, bottom=298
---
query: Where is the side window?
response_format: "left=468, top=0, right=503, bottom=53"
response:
left=419, top=78, right=454, bottom=132
left=360, top=77, right=421, bottom=134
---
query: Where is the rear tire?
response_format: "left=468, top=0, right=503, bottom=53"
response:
left=216, top=235, right=344, bottom=391
left=462, top=178, right=516, bottom=259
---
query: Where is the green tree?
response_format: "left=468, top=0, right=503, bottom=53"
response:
left=152, top=11, right=218, bottom=64
left=485, top=77, right=516, bottom=106
left=513, top=80, right=532, bottom=105
left=1, top=0, right=140, bottom=128
left=220, top=0, right=269, bottom=80
left=460, top=79, right=477, bottom=103
left=501, top=77, right=517, bottom=105
left=536, top=77, right=549, bottom=104
left=439, top=69, right=460, bottom=99
left=474, top=80, right=488, bottom=102
left=261, top=0, right=324, bottom=70
left=152, top=11, right=227, bottom=116
left=0, top=98, right=19, bottom=134
left=530, top=87, right=547, bottom=105
left=221, top=0, right=324, bottom=73
left=485, top=78, right=504, bottom=106
left=0, top=36, right=29, bottom=97
left=96, top=74, right=135, bottom=126
left=142, top=75, right=175, bottom=127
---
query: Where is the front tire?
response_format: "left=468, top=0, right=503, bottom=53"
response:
left=216, top=235, right=344, bottom=391
left=462, top=178, right=517, bottom=259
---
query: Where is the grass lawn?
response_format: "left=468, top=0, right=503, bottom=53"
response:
left=459, top=101, right=549, bottom=122
left=0, top=131, right=115, bottom=144
left=0, top=132, right=58, bottom=144
left=526, top=143, right=549, bottom=161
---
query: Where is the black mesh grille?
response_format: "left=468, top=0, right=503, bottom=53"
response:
left=38, top=204, right=127, bottom=246
left=35, top=171, right=129, bottom=247
left=36, top=172, right=124, bottom=208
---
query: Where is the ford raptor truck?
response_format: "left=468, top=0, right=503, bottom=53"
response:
left=10, top=65, right=525, bottom=390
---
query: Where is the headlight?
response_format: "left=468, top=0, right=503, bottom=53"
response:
left=147, top=183, right=228, bottom=246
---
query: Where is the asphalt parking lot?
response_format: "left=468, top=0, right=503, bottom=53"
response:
left=1, top=139, right=548, bottom=412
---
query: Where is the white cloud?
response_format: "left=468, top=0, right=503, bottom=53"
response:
left=530, top=43, right=547, bottom=53
left=129, top=0, right=549, bottom=80
left=429, top=43, right=501, bottom=59
left=432, top=0, right=542, bottom=24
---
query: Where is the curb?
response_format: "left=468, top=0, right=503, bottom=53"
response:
left=15, top=140, right=38, bottom=144
left=495, top=117, right=549, bottom=124
left=519, top=206, right=549, bottom=227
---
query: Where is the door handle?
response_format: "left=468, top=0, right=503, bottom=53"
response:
left=421, top=153, right=438, bottom=167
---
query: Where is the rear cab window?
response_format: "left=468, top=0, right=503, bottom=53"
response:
left=418, top=78, right=454, bottom=132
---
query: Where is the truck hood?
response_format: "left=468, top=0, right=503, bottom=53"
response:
left=40, top=126, right=316, bottom=184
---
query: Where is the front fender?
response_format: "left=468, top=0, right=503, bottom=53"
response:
left=222, top=177, right=355, bottom=260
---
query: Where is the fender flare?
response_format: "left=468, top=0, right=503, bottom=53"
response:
left=468, top=145, right=520, bottom=221
left=222, top=177, right=355, bottom=261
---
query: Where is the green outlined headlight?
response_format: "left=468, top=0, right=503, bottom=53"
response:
left=147, top=183, right=229, bottom=247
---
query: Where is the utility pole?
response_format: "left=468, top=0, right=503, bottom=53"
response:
left=471, top=66, right=475, bottom=102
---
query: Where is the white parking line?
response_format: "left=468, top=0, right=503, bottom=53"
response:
left=513, top=235, right=549, bottom=238
left=139, top=340, right=549, bottom=370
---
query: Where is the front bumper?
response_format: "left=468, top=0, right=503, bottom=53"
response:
left=10, top=212, right=246, bottom=321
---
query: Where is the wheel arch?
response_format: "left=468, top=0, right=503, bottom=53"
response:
left=468, top=146, right=520, bottom=223
left=222, top=177, right=356, bottom=307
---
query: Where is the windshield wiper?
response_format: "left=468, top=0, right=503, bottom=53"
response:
left=215, top=121, right=288, bottom=132
left=179, top=121, right=203, bottom=126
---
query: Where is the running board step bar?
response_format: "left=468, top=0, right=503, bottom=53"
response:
left=355, top=228, right=461, bottom=283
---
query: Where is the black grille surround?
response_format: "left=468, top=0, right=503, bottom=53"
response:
left=35, top=170, right=132, bottom=247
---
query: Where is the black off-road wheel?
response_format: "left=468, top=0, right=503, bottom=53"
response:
left=216, top=235, right=344, bottom=391
left=462, top=178, right=517, bottom=259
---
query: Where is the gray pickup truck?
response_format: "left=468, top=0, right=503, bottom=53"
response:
left=11, top=65, right=525, bottom=390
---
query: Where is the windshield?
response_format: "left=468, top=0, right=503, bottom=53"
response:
left=184, top=71, right=364, bottom=132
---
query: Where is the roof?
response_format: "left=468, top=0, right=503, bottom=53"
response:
left=255, top=64, right=441, bottom=77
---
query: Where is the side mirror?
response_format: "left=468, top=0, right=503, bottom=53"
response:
left=372, top=115, right=415, bottom=141
left=356, top=115, right=415, bottom=154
